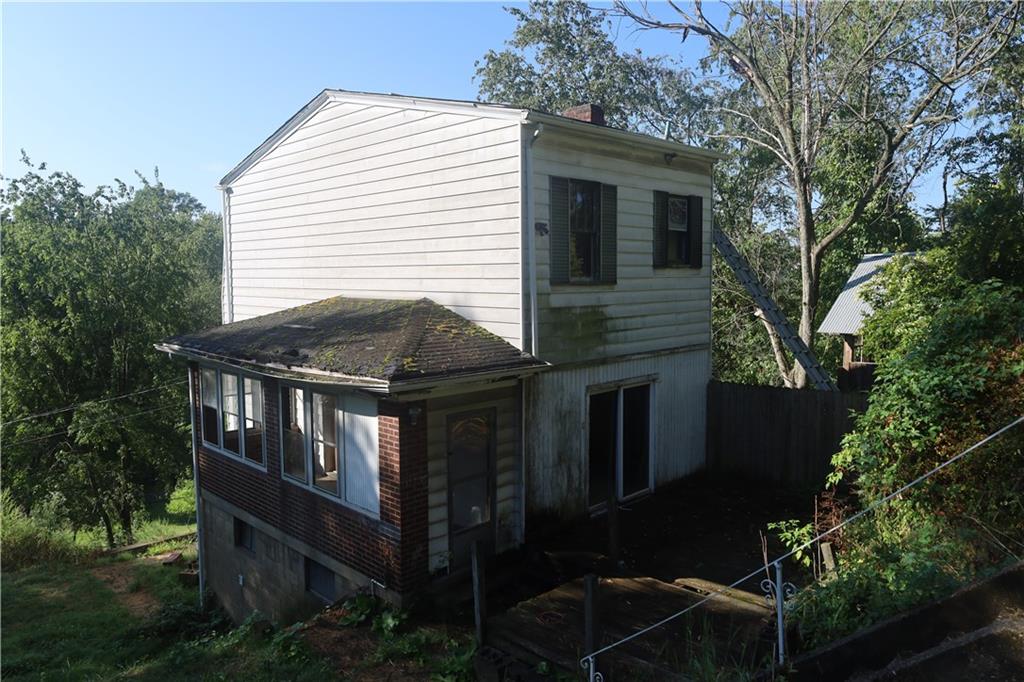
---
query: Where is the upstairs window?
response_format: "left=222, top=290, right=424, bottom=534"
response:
left=653, top=192, right=703, bottom=269
left=549, top=176, right=617, bottom=285
left=198, top=367, right=265, bottom=466
left=279, top=385, right=380, bottom=516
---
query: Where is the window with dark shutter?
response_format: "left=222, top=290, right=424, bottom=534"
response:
left=653, top=192, right=703, bottom=269
left=549, top=176, right=617, bottom=284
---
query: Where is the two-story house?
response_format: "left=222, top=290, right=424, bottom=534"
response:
left=157, top=90, right=718, bottom=622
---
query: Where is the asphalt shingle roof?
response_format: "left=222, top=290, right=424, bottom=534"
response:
left=159, top=296, right=545, bottom=385
left=818, top=252, right=912, bottom=336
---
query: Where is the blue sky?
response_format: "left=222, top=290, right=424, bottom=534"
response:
left=3, top=2, right=944, bottom=214
left=2, top=2, right=726, bottom=211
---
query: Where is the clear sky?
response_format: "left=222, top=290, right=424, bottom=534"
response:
left=3, top=2, right=942, bottom=213
left=2, top=2, right=727, bottom=212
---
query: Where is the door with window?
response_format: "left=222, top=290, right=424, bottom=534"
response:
left=447, top=410, right=496, bottom=569
left=588, top=383, right=653, bottom=508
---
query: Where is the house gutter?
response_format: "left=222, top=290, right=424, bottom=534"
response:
left=154, top=343, right=392, bottom=391
left=220, top=186, right=235, bottom=324
left=186, top=366, right=206, bottom=609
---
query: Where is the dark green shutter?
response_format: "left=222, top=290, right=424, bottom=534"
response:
left=687, top=194, right=703, bottom=269
left=549, top=176, right=570, bottom=284
left=599, top=184, right=617, bottom=284
left=653, top=190, right=668, bottom=268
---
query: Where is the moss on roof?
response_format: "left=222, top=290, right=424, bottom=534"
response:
left=161, top=296, right=544, bottom=383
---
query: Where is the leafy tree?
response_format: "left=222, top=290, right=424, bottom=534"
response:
left=1, top=157, right=221, bottom=546
left=619, top=0, right=1020, bottom=386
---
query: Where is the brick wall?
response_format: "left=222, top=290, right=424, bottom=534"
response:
left=190, top=363, right=429, bottom=598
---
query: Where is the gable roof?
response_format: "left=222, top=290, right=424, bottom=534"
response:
left=156, top=296, right=546, bottom=390
left=818, top=252, right=912, bottom=336
left=217, top=89, right=722, bottom=187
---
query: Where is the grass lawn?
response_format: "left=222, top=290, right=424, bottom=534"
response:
left=1, top=550, right=333, bottom=681
left=2, top=546, right=475, bottom=681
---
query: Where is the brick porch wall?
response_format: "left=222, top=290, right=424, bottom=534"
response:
left=189, top=363, right=429, bottom=599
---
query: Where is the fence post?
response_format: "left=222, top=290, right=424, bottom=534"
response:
left=762, top=560, right=796, bottom=666
left=471, top=541, right=486, bottom=647
left=583, top=574, right=603, bottom=682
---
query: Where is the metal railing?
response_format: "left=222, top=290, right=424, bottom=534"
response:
left=580, top=414, right=1024, bottom=681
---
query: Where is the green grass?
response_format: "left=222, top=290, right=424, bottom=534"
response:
left=1, top=555, right=333, bottom=681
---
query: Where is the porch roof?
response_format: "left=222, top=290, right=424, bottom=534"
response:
left=156, top=296, right=546, bottom=389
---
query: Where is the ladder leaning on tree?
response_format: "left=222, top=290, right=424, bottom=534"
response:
left=713, top=228, right=838, bottom=391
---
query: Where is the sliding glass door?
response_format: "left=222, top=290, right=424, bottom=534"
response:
left=587, top=383, right=653, bottom=508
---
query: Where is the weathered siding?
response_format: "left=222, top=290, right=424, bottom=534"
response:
left=425, top=385, right=521, bottom=573
left=524, top=348, right=709, bottom=517
left=530, top=135, right=713, bottom=364
left=226, top=99, right=524, bottom=347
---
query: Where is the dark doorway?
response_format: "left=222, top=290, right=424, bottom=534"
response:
left=588, top=383, right=653, bottom=507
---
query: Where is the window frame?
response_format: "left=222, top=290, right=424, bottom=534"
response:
left=198, top=365, right=267, bottom=471
left=305, top=556, right=337, bottom=603
left=568, top=178, right=603, bottom=283
left=278, top=382, right=381, bottom=519
left=665, top=194, right=690, bottom=266
left=233, top=517, right=255, bottom=553
left=585, top=377, right=657, bottom=512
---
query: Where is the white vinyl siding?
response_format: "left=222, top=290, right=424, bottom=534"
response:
left=425, top=386, right=521, bottom=574
left=225, top=100, right=523, bottom=348
left=524, top=348, right=709, bottom=516
left=531, top=136, right=713, bottom=364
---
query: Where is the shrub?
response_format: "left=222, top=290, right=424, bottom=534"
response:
left=165, top=476, right=196, bottom=519
left=785, top=250, right=1024, bottom=649
left=1, top=489, right=87, bottom=570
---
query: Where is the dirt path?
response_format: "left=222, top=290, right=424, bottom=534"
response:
left=90, top=561, right=162, bottom=619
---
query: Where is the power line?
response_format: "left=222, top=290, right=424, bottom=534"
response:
left=0, top=380, right=187, bottom=428
left=3, top=403, right=184, bottom=448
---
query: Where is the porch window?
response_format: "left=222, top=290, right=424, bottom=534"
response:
left=200, top=368, right=220, bottom=447
left=222, top=373, right=241, bottom=454
left=243, top=378, right=264, bottom=464
left=312, top=393, right=339, bottom=494
left=279, top=386, right=380, bottom=516
left=282, top=386, right=307, bottom=482
left=198, top=366, right=265, bottom=465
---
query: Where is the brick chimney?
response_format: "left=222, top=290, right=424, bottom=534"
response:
left=560, top=104, right=605, bottom=126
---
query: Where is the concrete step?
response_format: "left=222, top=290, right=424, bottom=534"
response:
left=851, top=614, right=1024, bottom=682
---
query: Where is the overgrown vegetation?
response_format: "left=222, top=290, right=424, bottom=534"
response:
left=781, top=246, right=1024, bottom=648
left=1, top=158, right=220, bottom=547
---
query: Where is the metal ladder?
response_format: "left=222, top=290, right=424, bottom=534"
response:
left=713, top=228, right=838, bottom=391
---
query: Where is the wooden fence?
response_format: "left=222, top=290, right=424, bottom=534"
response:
left=706, top=380, right=869, bottom=488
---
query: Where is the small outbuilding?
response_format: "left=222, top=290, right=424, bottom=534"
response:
left=818, top=252, right=912, bottom=390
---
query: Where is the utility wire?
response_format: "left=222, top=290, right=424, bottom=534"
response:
left=582, top=414, right=1024, bottom=665
left=3, top=403, right=184, bottom=448
left=0, top=380, right=187, bottom=428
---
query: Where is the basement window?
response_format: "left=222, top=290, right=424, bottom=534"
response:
left=233, top=518, right=254, bottom=552
left=305, top=557, right=336, bottom=602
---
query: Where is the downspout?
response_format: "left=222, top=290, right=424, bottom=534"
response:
left=520, top=123, right=543, bottom=548
left=186, top=365, right=206, bottom=609
left=525, top=124, right=543, bottom=357
left=221, top=186, right=235, bottom=324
